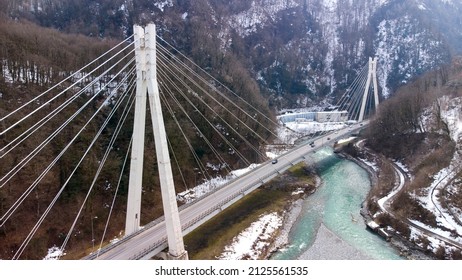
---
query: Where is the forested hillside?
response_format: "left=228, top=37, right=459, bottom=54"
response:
left=0, top=14, right=275, bottom=259
left=0, top=17, right=129, bottom=259
left=0, top=18, right=120, bottom=87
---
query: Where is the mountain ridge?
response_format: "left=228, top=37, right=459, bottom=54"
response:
left=4, top=0, right=462, bottom=107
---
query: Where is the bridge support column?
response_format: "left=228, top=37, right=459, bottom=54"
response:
left=156, top=251, right=189, bottom=260
left=125, top=24, right=188, bottom=260
left=372, top=57, right=379, bottom=109
left=125, top=25, right=147, bottom=236
left=358, top=57, right=379, bottom=122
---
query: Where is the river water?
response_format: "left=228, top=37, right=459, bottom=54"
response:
left=272, top=147, right=402, bottom=260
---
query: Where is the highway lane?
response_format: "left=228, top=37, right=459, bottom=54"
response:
left=90, top=121, right=367, bottom=259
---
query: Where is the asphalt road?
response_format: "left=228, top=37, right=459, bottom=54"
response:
left=91, top=122, right=367, bottom=259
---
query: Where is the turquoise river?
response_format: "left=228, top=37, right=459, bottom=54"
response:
left=272, top=147, right=402, bottom=260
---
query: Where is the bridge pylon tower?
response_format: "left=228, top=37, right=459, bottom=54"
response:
left=125, top=24, right=187, bottom=260
left=358, top=57, right=379, bottom=122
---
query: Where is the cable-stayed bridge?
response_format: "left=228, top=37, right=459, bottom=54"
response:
left=0, top=24, right=378, bottom=260
left=87, top=121, right=367, bottom=260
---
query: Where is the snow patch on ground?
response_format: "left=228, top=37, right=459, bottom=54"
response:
left=177, top=164, right=260, bottom=203
left=422, top=96, right=462, bottom=239
left=375, top=14, right=446, bottom=98
left=277, top=121, right=346, bottom=145
left=275, top=125, right=301, bottom=145
left=229, top=0, right=299, bottom=37
left=337, top=137, right=356, bottom=144
left=285, top=121, right=345, bottom=134
left=394, top=160, right=408, bottom=172
left=393, top=160, right=412, bottom=179
left=218, top=212, right=283, bottom=260
left=291, top=188, right=305, bottom=196
left=361, top=158, right=379, bottom=172
left=440, top=0, right=454, bottom=5
left=154, top=0, right=173, bottom=12
left=110, top=238, right=120, bottom=244
left=43, top=246, right=65, bottom=260
left=410, top=219, right=462, bottom=244
left=409, top=166, right=462, bottom=240
left=265, top=151, right=279, bottom=159
left=409, top=227, right=446, bottom=253
left=439, top=96, right=462, bottom=143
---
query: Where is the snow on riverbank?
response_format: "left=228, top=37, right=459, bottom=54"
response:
left=361, top=157, right=379, bottom=172
left=218, top=212, right=283, bottom=260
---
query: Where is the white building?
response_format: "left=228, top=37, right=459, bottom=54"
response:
left=315, top=111, right=349, bottom=123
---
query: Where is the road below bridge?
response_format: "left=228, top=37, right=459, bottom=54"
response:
left=87, top=122, right=368, bottom=259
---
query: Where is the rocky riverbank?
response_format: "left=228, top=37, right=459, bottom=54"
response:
left=298, top=223, right=372, bottom=260
left=267, top=199, right=304, bottom=258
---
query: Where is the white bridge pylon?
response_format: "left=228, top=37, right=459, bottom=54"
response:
left=125, top=24, right=187, bottom=260
left=358, top=57, right=379, bottom=122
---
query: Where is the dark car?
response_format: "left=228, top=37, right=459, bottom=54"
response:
left=272, top=159, right=278, bottom=164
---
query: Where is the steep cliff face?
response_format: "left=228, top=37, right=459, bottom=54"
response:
left=4, top=0, right=462, bottom=108
left=373, top=4, right=451, bottom=97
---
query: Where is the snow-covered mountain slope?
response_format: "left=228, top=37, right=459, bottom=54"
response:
left=4, top=0, right=462, bottom=107
left=404, top=95, right=462, bottom=257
